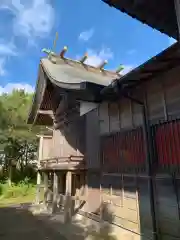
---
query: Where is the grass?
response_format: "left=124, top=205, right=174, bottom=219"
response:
left=0, top=195, right=36, bottom=207
left=0, top=181, right=38, bottom=207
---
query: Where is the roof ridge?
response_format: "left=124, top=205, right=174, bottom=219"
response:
left=42, top=47, right=122, bottom=78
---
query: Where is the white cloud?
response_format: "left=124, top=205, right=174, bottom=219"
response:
left=0, top=58, right=6, bottom=76
left=79, top=28, right=94, bottom=41
left=0, top=0, right=55, bottom=39
left=0, top=41, right=17, bottom=56
left=0, top=83, right=34, bottom=95
left=0, top=41, right=18, bottom=76
left=121, top=65, right=135, bottom=75
left=84, top=47, right=113, bottom=67
left=169, top=37, right=177, bottom=46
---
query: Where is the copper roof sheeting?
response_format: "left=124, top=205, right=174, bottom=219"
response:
left=40, top=55, right=119, bottom=88
left=102, top=0, right=178, bottom=39
left=102, top=43, right=180, bottom=99
left=27, top=53, right=121, bottom=125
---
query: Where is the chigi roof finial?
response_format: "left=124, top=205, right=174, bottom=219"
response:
left=116, top=64, right=124, bottom=74
left=60, top=46, right=68, bottom=58
left=98, top=60, right=108, bottom=70
left=80, top=53, right=88, bottom=64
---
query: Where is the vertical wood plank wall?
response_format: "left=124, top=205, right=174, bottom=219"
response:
left=86, top=108, right=100, bottom=169
left=53, top=116, right=86, bottom=158
left=41, top=137, right=53, bottom=160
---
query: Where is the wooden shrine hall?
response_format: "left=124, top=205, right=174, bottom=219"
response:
left=27, top=0, right=180, bottom=239
left=27, top=47, right=120, bottom=212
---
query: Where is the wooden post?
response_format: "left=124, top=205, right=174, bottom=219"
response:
left=66, top=171, right=72, bottom=195
left=52, top=171, right=59, bottom=213
left=36, top=171, right=41, bottom=204
left=64, top=171, right=72, bottom=222
left=43, top=172, right=49, bottom=205
left=59, top=173, right=64, bottom=194
left=36, top=136, right=43, bottom=204
left=79, top=173, right=84, bottom=196
left=58, top=173, right=64, bottom=208
left=85, top=173, right=88, bottom=200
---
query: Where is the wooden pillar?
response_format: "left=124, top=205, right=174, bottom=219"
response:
left=80, top=173, right=85, bottom=195
left=58, top=173, right=63, bottom=194
left=64, top=171, right=72, bottom=222
left=174, top=0, right=180, bottom=39
left=66, top=171, right=72, bottom=195
left=58, top=172, right=64, bottom=208
left=52, top=171, right=59, bottom=213
left=43, top=172, right=49, bottom=205
left=85, top=172, right=88, bottom=198
left=36, top=136, right=43, bottom=204
left=36, top=171, right=41, bottom=204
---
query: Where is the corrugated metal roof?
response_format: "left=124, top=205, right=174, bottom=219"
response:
left=40, top=55, right=119, bottom=88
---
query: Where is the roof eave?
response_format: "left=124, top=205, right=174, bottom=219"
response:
left=101, top=42, right=179, bottom=100
left=102, top=0, right=178, bottom=39
left=27, top=63, right=107, bottom=126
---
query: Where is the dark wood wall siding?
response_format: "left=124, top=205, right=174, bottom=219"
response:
left=101, top=127, right=145, bottom=173
left=84, top=66, right=180, bottom=239
left=84, top=173, right=180, bottom=239
left=101, top=174, right=153, bottom=238
left=99, top=67, right=180, bottom=171
left=82, top=172, right=101, bottom=215
left=85, top=108, right=100, bottom=169
left=98, top=67, right=180, bottom=136
left=153, top=120, right=180, bottom=167
left=101, top=119, right=180, bottom=172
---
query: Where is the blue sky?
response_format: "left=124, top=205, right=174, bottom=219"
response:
left=0, top=0, right=176, bottom=94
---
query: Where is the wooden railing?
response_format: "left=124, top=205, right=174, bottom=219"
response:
left=40, top=155, right=85, bottom=170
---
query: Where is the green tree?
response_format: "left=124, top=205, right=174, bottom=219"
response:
left=0, top=89, right=42, bottom=184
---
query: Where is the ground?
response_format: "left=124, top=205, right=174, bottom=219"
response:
left=0, top=203, right=115, bottom=240
left=0, top=204, right=67, bottom=240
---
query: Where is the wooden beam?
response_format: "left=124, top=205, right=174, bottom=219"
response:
left=127, top=61, right=179, bottom=90
left=38, top=110, right=54, bottom=116
left=46, top=126, right=53, bottom=131
left=36, top=134, right=52, bottom=138
left=55, top=95, right=68, bottom=116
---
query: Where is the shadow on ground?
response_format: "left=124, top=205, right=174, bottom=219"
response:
left=0, top=204, right=66, bottom=240
left=0, top=202, right=116, bottom=240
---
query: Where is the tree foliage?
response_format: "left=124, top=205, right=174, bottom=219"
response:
left=0, top=89, right=42, bottom=184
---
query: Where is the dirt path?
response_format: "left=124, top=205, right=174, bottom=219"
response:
left=0, top=205, right=67, bottom=240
